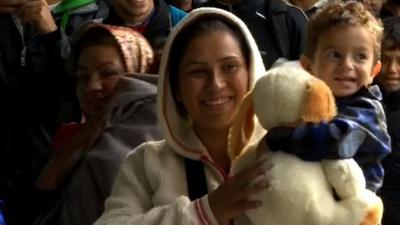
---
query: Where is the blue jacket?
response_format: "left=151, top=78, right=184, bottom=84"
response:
left=266, top=85, right=391, bottom=192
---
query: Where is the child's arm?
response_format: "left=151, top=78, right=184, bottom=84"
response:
left=265, top=94, right=391, bottom=162
left=266, top=119, right=363, bottom=160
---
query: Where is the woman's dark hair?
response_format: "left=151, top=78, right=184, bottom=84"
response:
left=168, top=16, right=251, bottom=116
left=69, top=26, right=122, bottom=75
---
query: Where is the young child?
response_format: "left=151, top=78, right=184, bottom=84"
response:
left=374, top=16, right=400, bottom=225
left=265, top=1, right=391, bottom=193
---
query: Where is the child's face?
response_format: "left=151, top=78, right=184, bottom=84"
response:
left=376, top=49, right=400, bottom=92
left=303, top=26, right=377, bottom=97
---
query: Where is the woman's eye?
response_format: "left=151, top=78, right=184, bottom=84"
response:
left=188, top=69, right=207, bottom=77
left=223, top=63, right=238, bottom=72
left=100, top=70, right=119, bottom=78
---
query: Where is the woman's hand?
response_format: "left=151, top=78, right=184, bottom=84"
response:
left=0, top=0, right=25, bottom=14
left=17, top=0, right=57, bottom=34
left=208, top=157, right=270, bottom=225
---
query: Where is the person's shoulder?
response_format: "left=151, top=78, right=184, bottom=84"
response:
left=123, top=140, right=179, bottom=166
left=384, top=89, right=400, bottom=111
left=266, top=0, right=308, bottom=25
left=285, top=4, right=308, bottom=23
left=338, top=86, right=385, bottom=117
left=168, top=5, right=187, bottom=26
left=126, top=140, right=168, bottom=157
left=110, top=76, right=158, bottom=106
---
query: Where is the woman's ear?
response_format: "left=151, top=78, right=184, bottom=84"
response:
left=300, top=55, right=313, bottom=74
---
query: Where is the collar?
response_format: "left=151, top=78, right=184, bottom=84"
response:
left=124, top=8, right=156, bottom=28
left=335, top=85, right=383, bottom=102
left=106, top=5, right=156, bottom=28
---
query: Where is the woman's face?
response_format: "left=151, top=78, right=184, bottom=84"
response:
left=76, top=44, right=125, bottom=116
left=113, top=0, right=154, bottom=23
left=176, top=30, right=249, bottom=134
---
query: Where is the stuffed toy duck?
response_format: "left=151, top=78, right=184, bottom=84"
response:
left=228, top=61, right=383, bottom=225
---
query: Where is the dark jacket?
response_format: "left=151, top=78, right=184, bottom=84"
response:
left=378, top=89, right=400, bottom=225
left=104, top=0, right=186, bottom=63
left=35, top=76, right=163, bottom=225
left=0, top=2, right=108, bottom=224
left=200, top=0, right=308, bottom=69
left=0, top=14, right=66, bottom=225
left=266, top=86, right=391, bottom=192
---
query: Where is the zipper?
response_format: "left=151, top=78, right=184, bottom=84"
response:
left=200, top=155, right=230, bottom=180
left=12, top=14, right=27, bottom=67
left=12, top=14, right=40, bottom=67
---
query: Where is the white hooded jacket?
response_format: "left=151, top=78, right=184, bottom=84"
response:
left=94, top=7, right=265, bottom=225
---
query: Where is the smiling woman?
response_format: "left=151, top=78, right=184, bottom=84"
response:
left=34, top=23, right=163, bottom=225
left=71, top=24, right=154, bottom=117
left=94, top=8, right=269, bottom=225
left=169, top=18, right=250, bottom=171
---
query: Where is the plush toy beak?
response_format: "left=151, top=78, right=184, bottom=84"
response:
left=302, top=79, right=337, bottom=123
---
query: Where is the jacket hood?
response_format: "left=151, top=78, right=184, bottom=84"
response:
left=157, top=7, right=266, bottom=159
left=107, top=75, right=158, bottom=125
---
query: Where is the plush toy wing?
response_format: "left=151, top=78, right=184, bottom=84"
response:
left=228, top=92, right=256, bottom=161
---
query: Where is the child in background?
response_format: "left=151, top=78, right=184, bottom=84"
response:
left=265, top=1, right=391, bottom=192
left=374, top=16, right=400, bottom=225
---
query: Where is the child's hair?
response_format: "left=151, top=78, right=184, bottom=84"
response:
left=168, top=16, right=250, bottom=116
left=382, top=16, right=400, bottom=51
left=305, top=1, right=383, bottom=63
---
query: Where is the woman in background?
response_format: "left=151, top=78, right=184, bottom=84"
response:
left=35, top=23, right=163, bottom=225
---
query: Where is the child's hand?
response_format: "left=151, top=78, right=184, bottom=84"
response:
left=208, top=157, right=270, bottom=225
left=0, top=0, right=25, bottom=14
left=265, top=126, right=294, bottom=151
left=17, top=0, right=57, bottom=34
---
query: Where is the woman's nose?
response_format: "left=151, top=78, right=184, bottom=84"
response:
left=208, top=70, right=226, bottom=89
left=85, top=74, right=102, bottom=92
